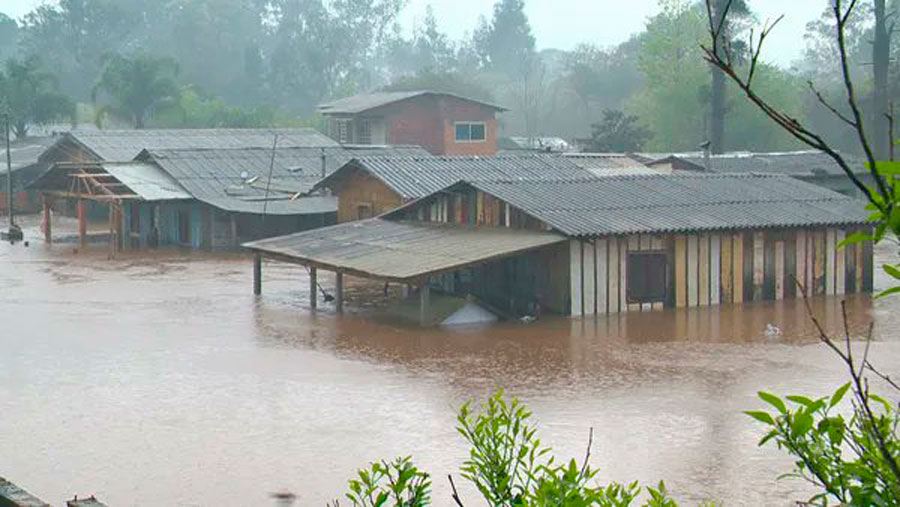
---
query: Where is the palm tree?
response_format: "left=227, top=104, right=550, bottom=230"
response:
left=92, top=53, right=180, bottom=129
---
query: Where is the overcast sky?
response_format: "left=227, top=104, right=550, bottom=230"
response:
left=3, top=0, right=826, bottom=67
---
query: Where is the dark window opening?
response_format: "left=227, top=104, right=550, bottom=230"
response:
left=627, top=252, right=667, bottom=303
left=357, top=203, right=373, bottom=220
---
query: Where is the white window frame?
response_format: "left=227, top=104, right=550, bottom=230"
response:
left=454, top=121, right=487, bottom=143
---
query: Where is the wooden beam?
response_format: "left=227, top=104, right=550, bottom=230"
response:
left=77, top=199, right=86, bottom=248
left=699, top=234, right=709, bottom=306
left=775, top=240, right=785, bottom=300
left=710, top=234, right=721, bottom=305
left=335, top=272, right=344, bottom=313
left=570, top=239, right=583, bottom=316
left=596, top=239, right=607, bottom=314
left=687, top=235, right=698, bottom=307
left=796, top=230, right=807, bottom=297
left=674, top=235, right=686, bottom=308
left=733, top=233, right=744, bottom=303
left=419, top=283, right=430, bottom=326
left=826, top=229, right=836, bottom=295
left=608, top=237, right=619, bottom=313
left=721, top=234, right=733, bottom=304
left=309, top=267, right=318, bottom=309
left=753, top=232, right=764, bottom=301
left=583, top=240, right=595, bottom=316
left=835, top=229, right=846, bottom=295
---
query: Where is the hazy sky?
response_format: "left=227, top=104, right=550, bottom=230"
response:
left=2, top=0, right=826, bottom=67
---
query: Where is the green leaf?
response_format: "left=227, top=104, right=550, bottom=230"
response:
left=867, top=160, right=900, bottom=176
left=830, top=382, right=851, bottom=408
left=745, top=410, right=775, bottom=425
left=792, top=413, right=814, bottom=436
left=786, top=395, right=816, bottom=408
left=875, top=286, right=900, bottom=298
left=838, top=232, right=874, bottom=248
left=758, top=429, right=778, bottom=447
left=883, top=264, right=900, bottom=279
left=758, top=391, right=787, bottom=414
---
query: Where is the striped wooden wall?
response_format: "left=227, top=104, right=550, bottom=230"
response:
left=569, top=227, right=873, bottom=316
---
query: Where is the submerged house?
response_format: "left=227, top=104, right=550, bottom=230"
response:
left=646, top=150, right=869, bottom=197
left=245, top=173, right=871, bottom=324
left=314, top=154, right=595, bottom=222
left=28, top=140, right=426, bottom=250
left=318, top=91, right=507, bottom=156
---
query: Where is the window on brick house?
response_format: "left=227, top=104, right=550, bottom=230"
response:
left=455, top=122, right=487, bottom=142
left=627, top=252, right=667, bottom=303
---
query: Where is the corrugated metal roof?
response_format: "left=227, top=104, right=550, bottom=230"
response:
left=318, top=153, right=596, bottom=200
left=450, top=173, right=870, bottom=236
left=318, top=90, right=506, bottom=114
left=649, top=150, right=866, bottom=176
left=0, top=136, right=57, bottom=174
left=140, top=145, right=427, bottom=215
left=57, top=128, right=339, bottom=161
left=102, top=162, right=192, bottom=201
left=243, top=218, right=565, bottom=282
left=562, top=153, right=661, bottom=176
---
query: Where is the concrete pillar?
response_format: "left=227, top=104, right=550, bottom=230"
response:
left=419, top=283, right=430, bottom=326
left=309, top=267, right=317, bottom=309
left=253, top=253, right=262, bottom=295
left=335, top=272, right=344, bottom=313
left=77, top=199, right=86, bottom=248
left=41, top=195, right=51, bottom=244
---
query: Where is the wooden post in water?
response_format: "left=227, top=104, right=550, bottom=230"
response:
left=77, top=199, right=87, bottom=248
left=309, top=267, right=317, bottom=309
left=41, top=195, right=52, bottom=244
left=335, top=272, right=344, bottom=313
left=419, top=283, right=430, bottom=326
left=253, top=253, right=262, bottom=295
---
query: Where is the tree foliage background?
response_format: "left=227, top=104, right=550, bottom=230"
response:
left=0, top=0, right=895, bottom=151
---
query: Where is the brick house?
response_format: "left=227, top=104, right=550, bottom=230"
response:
left=318, top=91, right=506, bottom=156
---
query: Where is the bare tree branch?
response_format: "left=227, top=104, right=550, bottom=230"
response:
left=808, top=81, right=856, bottom=127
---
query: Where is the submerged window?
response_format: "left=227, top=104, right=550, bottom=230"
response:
left=455, top=122, right=487, bottom=142
left=627, top=252, right=667, bottom=303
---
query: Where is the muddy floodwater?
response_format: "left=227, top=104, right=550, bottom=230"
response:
left=1, top=217, right=899, bottom=506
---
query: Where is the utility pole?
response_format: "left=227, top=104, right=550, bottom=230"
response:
left=3, top=111, right=22, bottom=242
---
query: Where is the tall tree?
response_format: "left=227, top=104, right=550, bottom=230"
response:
left=708, top=0, right=749, bottom=154
left=584, top=109, right=651, bottom=152
left=474, top=0, right=535, bottom=75
left=873, top=0, right=893, bottom=159
left=92, top=53, right=180, bottom=128
left=0, top=14, right=18, bottom=62
left=0, top=56, right=75, bottom=138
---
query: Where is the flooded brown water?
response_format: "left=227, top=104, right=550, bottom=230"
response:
left=1, top=216, right=899, bottom=506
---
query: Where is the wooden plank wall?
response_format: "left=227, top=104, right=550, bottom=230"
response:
left=569, top=227, right=872, bottom=316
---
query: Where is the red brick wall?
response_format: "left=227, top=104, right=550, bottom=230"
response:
left=378, top=95, right=499, bottom=156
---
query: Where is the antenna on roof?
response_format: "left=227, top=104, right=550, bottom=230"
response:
left=261, top=134, right=278, bottom=224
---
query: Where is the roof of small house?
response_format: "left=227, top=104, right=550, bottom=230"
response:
left=648, top=150, right=866, bottom=176
left=44, top=128, right=339, bottom=162
left=136, top=145, right=427, bottom=215
left=318, top=90, right=507, bottom=115
left=101, top=162, right=192, bottom=201
left=404, top=173, right=869, bottom=237
left=243, top=218, right=565, bottom=282
left=562, top=153, right=661, bottom=176
left=0, top=136, right=57, bottom=174
left=315, top=153, right=596, bottom=200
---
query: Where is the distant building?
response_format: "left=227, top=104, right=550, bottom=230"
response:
left=0, top=136, right=59, bottom=214
left=498, top=136, right=571, bottom=152
left=27, top=128, right=425, bottom=251
left=318, top=91, right=507, bottom=156
left=561, top=153, right=662, bottom=177
left=646, top=150, right=870, bottom=197
left=313, top=154, right=595, bottom=223
left=246, top=173, right=872, bottom=324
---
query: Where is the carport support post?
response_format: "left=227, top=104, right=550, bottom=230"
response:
left=419, top=283, right=430, bottom=326
left=253, top=253, right=262, bottom=295
left=41, top=194, right=51, bottom=244
left=309, top=266, right=317, bottom=309
left=335, top=272, right=344, bottom=313
left=77, top=199, right=86, bottom=248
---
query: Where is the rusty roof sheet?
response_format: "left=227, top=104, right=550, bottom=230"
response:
left=317, top=154, right=596, bottom=200
left=318, top=90, right=506, bottom=114
left=454, top=173, right=871, bottom=236
left=56, top=128, right=338, bottom=161
left=243, top=219, right=565, bottom=281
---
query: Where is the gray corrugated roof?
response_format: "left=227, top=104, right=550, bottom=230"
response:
left=442, top=173, right=870, bottom=236
left=562, top=153, right=659, bottom=176
left=318, top=154, right=596, bottom=200
left=56, top=128, right=339, bottom=162
left=243, top=218, right=565, bottom=282
left=102, top=162, right=192, bottom=201
left=140, top=145, right=427, bottom=215
left=318, top=90, right=507, bottom=114
left=651, top=150, right=866, bottom=176
left=0, top=136, right=57, bottom=174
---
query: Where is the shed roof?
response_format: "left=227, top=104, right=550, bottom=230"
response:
left=48, top=128, right=338, bottom=162
left=648, top=150, right=866, bottom=176
left=318, top=90, right=507, bottom=115
left=316, top=153, right=596, bottom=200
left=137, top=145, right=426, bottom=215
left=418, top=173, right=870, bottom=237
left=102, top=162, right=192, bottom=201
left=243, top=218, right=565, bottom=282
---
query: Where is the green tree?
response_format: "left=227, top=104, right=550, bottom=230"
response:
left=707, top=0, right=750, bottom=154
left=92, top=53, right=180, bottom=129
left=473, top=0, right=536, bottom=75
left=0, top=13, right=18, bottom=61
left=383, top=69, right=494, bottom=103
left=0, top=56, right=75, bottom=138
left=584, top=110, right=651, bottom=153
left=152, top=87, right=276, bottom=128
